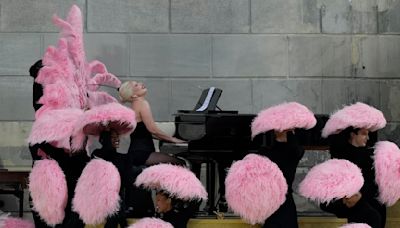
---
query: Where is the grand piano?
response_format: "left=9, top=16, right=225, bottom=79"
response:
left=161, top=88, right=377, bottom=213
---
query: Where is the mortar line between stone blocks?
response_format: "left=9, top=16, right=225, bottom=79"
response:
left=210, top=35, right=214, bottom=79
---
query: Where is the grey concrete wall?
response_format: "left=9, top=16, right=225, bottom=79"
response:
left=1, top=0, right=400, bottom=215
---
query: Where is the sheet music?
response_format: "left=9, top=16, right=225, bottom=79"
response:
left=196, top=87, right=215, bottom=111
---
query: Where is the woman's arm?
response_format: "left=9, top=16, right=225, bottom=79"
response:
left=140, top=100, right=185, bottom=143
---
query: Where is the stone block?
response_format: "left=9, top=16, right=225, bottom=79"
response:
left=0, top=34, right=41, bottom=76
left=252, top=0, right=320, bottom=33
left=0, top=77, right=35, bottom=121
left=351, top=35, right=379, bottom=77
left=0, top=146, right=32, bottom=169
left=321, top=0, right=378, bottom=34
left=320, top=0, right=352, bottom=33
left=213, top=35, right=288, bottom=77
left=171, top=0, right=249, bottom=33
left=354, top=80, right=381, bottom=108
left=0, top=0, right=85, bottom=32
left=87, top=0, right=169, bottom=32
left=352, top=0, right=378, bottom=34
left=379, top=122, right=400, bottom=145
left=131, top=35, right=211, bottom=77
left=0, top=122, right=32, bottom=147
left=289, top=35, right=352, bottom=77
left=252, top=79, right=322, bottom=114
left=378, top=0, right=400, bottom=34
left=321, top=79, right=355, bottom=114
left=376, top=36, right=400, bottom=78
left=380, top=81, right=400, bottom=121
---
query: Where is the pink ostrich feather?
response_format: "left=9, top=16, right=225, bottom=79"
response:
left=87, top=91, right=119, bottom=108
left=321, top=102, right=386, bottom=138
left=28, top=5, right=136, bottom=151
left=340, top=223, right=371, bottom=228
left=38, top=82, right=78, bottom=109
left=128, top=218, right=173, bottom=228
left=299, top=159, right=364, bottom=204
left=29, top=160, right=68, bottom=226
left=251, top=102, right=316, bottom=138
left=28, top=108, right=85, bottom=151
left=79, top=102, right=136, bottom=136
left=373, top=141, right=400, bottom=206
left=225, top=154, right=287, bottom=225
left=135, top=164, right=207, bottom=201
left=72, top=159, right=121, bottom=225
left=0, top=215, right=35, bottom=228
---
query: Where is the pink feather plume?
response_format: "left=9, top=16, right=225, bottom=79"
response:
left=322, top=102, right=386, bottom=138
left=299, top=159, right=364, bottom=204
left=340, top=223, right=371, bottom=228
left=251, top=102, right=316, bottom=138
left=135, top=164, right=207, bottom=201
left=373, top=141, right=400, bottom=206
left=72, top=159, right=121, bottom=225
left=225, top=154, right=287, bottom=225
left=0, top=215, right=35, bottom=228
left=127, top=218, right=173, bottom=228
left=29, top=160, right=68, bottom=226
left=28, top=108, right=85, bottom=151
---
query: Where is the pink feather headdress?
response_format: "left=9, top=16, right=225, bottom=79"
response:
left=340, top=223, right=371, bottom=228
left=251, top=102, right=316, bottom=138
left=225, top=154, right=287, bottom=225
left=80, top=102, right=136, bottom=136
left=135, top=164, right=207, bottom=201
left=127, top=218, right=173, bottom=228
left=321, top=102, right=386, bottom=138
left=28, top=5, right=135, bottom=151
left=0, top=215, right=35, bottom=228
left=29, top=159, right=68, bottom=226
left=299, top=159, right=364, bottom=204
left=373, top=141, right=400, bottom=206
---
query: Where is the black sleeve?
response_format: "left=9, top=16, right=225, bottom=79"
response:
left=320, top=200, right=349, bottom=218
left=32, top=82, right=43, bottom=111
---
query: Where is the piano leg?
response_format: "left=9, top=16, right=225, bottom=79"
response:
left=216, top=159, right=232, bottom=212
left=206, top=159, right=217, bottom=214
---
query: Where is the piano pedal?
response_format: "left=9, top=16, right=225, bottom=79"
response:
left=213, top=210, right=225, bottom=220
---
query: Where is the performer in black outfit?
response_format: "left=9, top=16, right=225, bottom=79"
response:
left=91, top=130, right=128, bottom=228
left=119, top=81, right=186, bottom=217
left=154, top=190, right=199, bottom=228
left=320, top=127, right=386, bottom=228
left=29, top=60, right=88, bottom=228
left=259, top=130, right=304, bottom=228
left=248, top=102, right=317, bottom=228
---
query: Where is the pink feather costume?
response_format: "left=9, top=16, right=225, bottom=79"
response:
left=224, top=102, right=316, bottom=226
left=313, top=102, right=388, bottom=228
left=27, top=5, right=136, bottom=226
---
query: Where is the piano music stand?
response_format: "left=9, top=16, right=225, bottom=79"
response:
left=194, top=87, right=222, bottom=112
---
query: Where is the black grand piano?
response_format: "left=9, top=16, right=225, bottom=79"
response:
left=161, top=88, right=376, bottom=213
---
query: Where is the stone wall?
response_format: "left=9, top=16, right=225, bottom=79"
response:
left=1, top=0, right=400, bottom=215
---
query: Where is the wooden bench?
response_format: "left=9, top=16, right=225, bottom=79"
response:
left=0, top=169, right=30, bottom=217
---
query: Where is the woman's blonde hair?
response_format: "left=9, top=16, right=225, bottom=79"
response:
left=119, top=81, right=134, bottom=103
